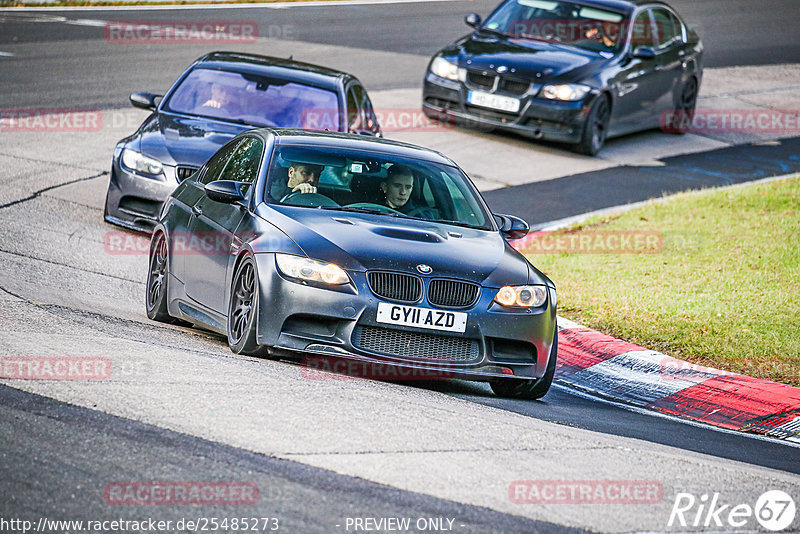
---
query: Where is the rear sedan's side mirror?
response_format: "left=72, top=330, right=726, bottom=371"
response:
left=205, top=180, right=245, bottom=204
left=130, top=92, right=162, bottom=111
left=465, top=13, right=482, bottom=28
left=632, top=46, right=656, bottom=60
left=496, top=214, right=530, bottom=240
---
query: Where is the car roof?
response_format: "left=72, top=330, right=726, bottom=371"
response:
left=193, top=51, right=354, bottom=90
left=250, top=128, right=458, bottom=167
left=550, top=0, right=673, bottom=15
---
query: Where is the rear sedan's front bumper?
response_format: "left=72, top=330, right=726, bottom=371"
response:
left=422, top=73, right=594, bottom=144
left=253, top=253, right=557, bottom=382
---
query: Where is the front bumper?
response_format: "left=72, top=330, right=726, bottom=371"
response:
left=422, top=72, right=594, bottom=144
left=253, top=253, right=557, bottom=382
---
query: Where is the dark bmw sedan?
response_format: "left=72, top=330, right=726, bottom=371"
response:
left=423, top=0, right=702, bottom=155
left=146, top=129, right=558, bottom=399
left=105, top=51, right=381, bottom=232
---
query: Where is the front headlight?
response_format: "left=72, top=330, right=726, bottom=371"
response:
left=430, top=57, right=465, bottom=82
left=494, top=285, right=548, bottom=308
left=275, top=254, right=350, bottom=286
left=121, top=149, right=164, bottom=176
left=540, top=84, right=591, bottom=101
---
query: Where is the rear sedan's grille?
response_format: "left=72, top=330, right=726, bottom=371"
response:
left=176, top=166, right=198, bottom=182
left=368, top=272, right=422, bottom=303
left=500, top=78, right=530, bottom=95
left=353, top=325, right=480, bottom=362
left=467, top=71, right=495, bottom=90
left=428, top=279, right=480, bottom=308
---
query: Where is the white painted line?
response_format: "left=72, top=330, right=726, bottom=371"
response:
left=0, top=0, right=468, bottom=12
left=0, top=51, right=14, bottom=57
left=65, top=18, right=108, bottom=27
left=552, top=382, right=800, bottom=449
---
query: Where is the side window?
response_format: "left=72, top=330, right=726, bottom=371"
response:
left=218, top=137, right=263, bottom=194
left=345, top=86, right=360, bottom=131
left=197, top=140, right=242, bottom=185
left=354, top=84, right=378, bottom=133
left=630, top=10, right=656, bottom=49
left=651, top=8, right=679, bottom=49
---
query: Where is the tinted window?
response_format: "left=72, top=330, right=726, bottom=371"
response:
left=218, top=137, right=263, bottom=194
left=198, top=140, right=241, bottom=185
left=164, top=68, right=340, bottom=129
left=651, top=8, right=681, bottom=48
left=631, top=11, right=656, bottom=48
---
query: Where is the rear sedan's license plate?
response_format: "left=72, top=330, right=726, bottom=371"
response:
left=467, top=90, right=521, bottom=113
left=376, top=302, right=467, bottom=333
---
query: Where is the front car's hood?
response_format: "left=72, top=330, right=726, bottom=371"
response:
left=446, top=32, right=608, bottom=83
left=135, top=112, right=250, bottom=168
left=257, top=205, right=540, bottom=287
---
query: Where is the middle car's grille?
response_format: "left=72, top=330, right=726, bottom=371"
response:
left=176, top=166, right=198, bottom=182
left=428, top=279, right=480, bottom=308
left=368, top=271, right=422, bottom=303
left=353, top=325, right=480, bottom=362
left=500, top=78, right=530, bottom=95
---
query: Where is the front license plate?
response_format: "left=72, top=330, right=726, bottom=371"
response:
left=467, top=90, right=521, bottom=113
left=376, top=303, right=467, bottom=333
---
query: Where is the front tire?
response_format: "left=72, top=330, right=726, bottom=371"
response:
left=574, top=95, right=610, bottom=156
left=669, top=76, right=698, bottom=135
left=227, top=255, right=265, bottom=356
left=145, top=232, right=173, bottom=323
left=490, top=331, right=558, bottom=400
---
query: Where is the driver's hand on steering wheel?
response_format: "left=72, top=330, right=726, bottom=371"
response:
left=292, top=183, right=317, bottom=194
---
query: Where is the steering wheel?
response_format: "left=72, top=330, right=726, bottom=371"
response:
left=280, top=191, right=340, bottom=207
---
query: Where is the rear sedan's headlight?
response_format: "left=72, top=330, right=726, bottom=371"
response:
left=540, top=83, right=591, bottom=101
left=494, top=285, right=548, bottom=308
left=275, top=254, right=350, bottom=285
left=430, top=57, right=465, bottom=82
left=121, top=148, right=163, bottom=176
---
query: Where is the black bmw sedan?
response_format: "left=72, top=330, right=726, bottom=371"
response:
left=105, top=51, right=381, bottom=232
left=146, top=129, right=558, bottom=399
left=422, top=0, right=702, bottom=155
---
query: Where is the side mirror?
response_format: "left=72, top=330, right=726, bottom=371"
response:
left=497, top=214, right=530, bottom=240
left=130, top=92, right=161, bottom=111
left=465, top=13, right=482, bottom=28
left=632, top=46, right=656, bottom=60
left=205, top=180, right=245, bottom=204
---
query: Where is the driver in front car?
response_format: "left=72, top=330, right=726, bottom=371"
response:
left=270, top=162, right=323, bottom=201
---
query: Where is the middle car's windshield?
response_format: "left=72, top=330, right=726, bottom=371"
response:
left=483, top=0, right=626, bottom=54
left=265, top=145, right=493, bottom=230
left=163, top=67, right=341, bottom=128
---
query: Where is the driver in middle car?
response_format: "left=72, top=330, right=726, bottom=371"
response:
left=270, top=162, right=323, bottom=201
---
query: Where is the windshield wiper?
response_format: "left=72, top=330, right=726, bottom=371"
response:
left=325, top=206, right=405, bottom=217
left=477, top=26, right=509, bottom=38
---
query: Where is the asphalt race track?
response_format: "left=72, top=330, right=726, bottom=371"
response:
left=1, top=1, right=799, bottom=532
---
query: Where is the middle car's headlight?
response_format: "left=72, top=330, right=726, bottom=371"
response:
left=275, top=254, right=350, bottom=286
left=430, top=57, right=465, bottom=82
left=494, top=285, right=548, bottom=308
left=121, top=148, right=164, bottom=176
left=540, top=83, right=591, bottom=101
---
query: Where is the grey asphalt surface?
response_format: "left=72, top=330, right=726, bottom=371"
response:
left=1, top=1, right=800, bottom=532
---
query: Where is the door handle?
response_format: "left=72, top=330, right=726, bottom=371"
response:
left=192, top=205, right=203, bottom=216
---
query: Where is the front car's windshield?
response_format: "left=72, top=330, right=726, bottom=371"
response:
left=483, top=0, right=627, bottom=54
left=265, top=145, right=493, bottom=230
left=163, top=68, right=341, bottom=128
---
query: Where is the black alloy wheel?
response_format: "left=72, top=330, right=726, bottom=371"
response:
left=228, top=255, right=265, bottom=356
left=146, top=232, right=172, bottom=322
left=576, top=95, right=611, bottom=156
